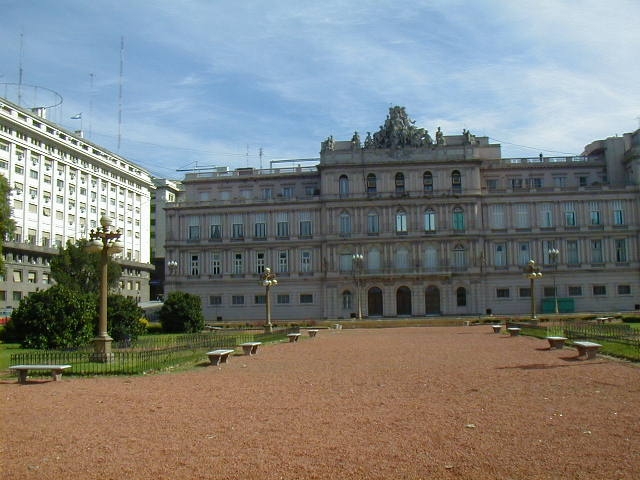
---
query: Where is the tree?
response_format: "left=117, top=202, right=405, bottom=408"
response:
left=107, top=295, right=146, bottom=342
left=49, top=238, right=122, bottom=293
left=159, top=291, right=204, bottom=333
left=6, top=285, right=96, bottom=349
left=0, top=174, right=16, bottom=274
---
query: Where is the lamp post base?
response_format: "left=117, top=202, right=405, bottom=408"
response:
left=91, top=335, right=114, bottom=363
left=263, top=324, right=273, bottom=334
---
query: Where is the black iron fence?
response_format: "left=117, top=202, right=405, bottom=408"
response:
left=9, top=327, right=298, bottom=377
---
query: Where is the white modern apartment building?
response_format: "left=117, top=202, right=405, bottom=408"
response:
left=164, top=107, right=640, bottom=322
left=0, top=97, right=155, bottom=309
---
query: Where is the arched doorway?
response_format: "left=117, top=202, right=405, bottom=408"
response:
left=425, top=285, right=440, bottom=315
left=368, top=287, right=383, bottom=316
left=396, top=286, right=412, bottom=316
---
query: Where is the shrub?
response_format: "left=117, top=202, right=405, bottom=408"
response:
left=107, top=295, right=147, bottom=342
left=7, top=285, right=96, bottom=349
left=159, top=291, right=205, bottom=333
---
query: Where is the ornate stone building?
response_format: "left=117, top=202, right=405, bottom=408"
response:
left=165, top=107, right=640, bottom=321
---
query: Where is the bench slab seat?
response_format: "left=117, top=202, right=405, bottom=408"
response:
left=307, top=329, right=319, bottom=337
left=573, top=341, right=602, bottom=359
left=206, top=349, right=235, bottom=366
left=287, top=333, right=301, bottom=343
left=507, top=327, right=521, bottom=337
left=239, top=342, right=262, bottom=356
left=9, top=364, right=72, bottom=383
left=546, top=336, right=568, bottom=349
left=491, top=325, right=502, bottom=334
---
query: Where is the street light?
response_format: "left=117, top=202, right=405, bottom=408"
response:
left=524, top=259, right=543, bottom=320
left=352, top=252, right=365, bottom=320
left=261, top=267, right=277, bottom=333
left=548, top=248, right=560, bottom=314
left=86, top=215, right=123, bottom=362
left=167, top=260, right=178, bottom=275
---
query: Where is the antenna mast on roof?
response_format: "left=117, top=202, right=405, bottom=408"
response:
left=117, top=36, right=124, bottom=152
left=18, top=32, right=24, bottom=105
left=259, top=147, right=263, bottom=170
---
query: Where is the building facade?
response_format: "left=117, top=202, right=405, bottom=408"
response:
left=164, top=107, right=640, bottom=321
left=0, top=97, right=155, bottom=309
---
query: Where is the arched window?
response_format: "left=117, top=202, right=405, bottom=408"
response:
left=456, top=287, right=467, bottom=306
left=366, top=173, right=377, bottom=194
left=452, top=206, right=465, bottom=231
left=339, top=175, right=349, bottom=196
left=424, top=208, right=436, bottom=232
left=423, top=171, right=433, bottom=193
left=395, top=172, right=405, bottom=194
left=452, top=170, right=462, bottom=193
left=396, top=209, right=407, bottom=233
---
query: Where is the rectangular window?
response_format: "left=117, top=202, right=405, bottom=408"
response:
left=617, top=285, right=631, bottom=295
left=299, top=211, right=312, bottom=237
left=515, top=203, right=530, bottom=229
left=278, top=250, right=289, bottom=273
left=233, top=253, right=243, bottom=274
left=452, top=209, right=465, bottom=231
left=262, top=188, right=272, bottom=200
left=276, top=212, right=289, bottom=238
left=254, top=213, right=267, bottom=239
left=511, top=178, right=523, bottom=190
left=591, top=239, right=603, bottom=264
left=589, top=202, right=601, bottom=225
left=256, top=252, right=265, bottom=274
left=232, top=214, right=244, bottom=240
left=27, top=271, right=37, bottom=283
left=494, top=243, right=506, bottom=267
left=490, top=204, right=505, bottom=229
left=209, top=295, right=222, bottom=306
left=300, top=250, right=312, bottom=273
left=543, top=286, right=556, bottom=297
left=496, top=288, right=510, bottom=298
left=340, top=214, right=351, bottom=235
left=210, top=215, right=222, bottom=240
left=255, top=295, right=266, bottom=305
left=567, top=240, right=579, bottom=265
left=232, top=295, right=245, bottom=305
left=518, top=242, right=530, bottom=266
left=519, top=287, right=531, bottom=297
left=300, top=294, right=313, bottom=304
left=282, top=187, right=293, bottom=199
left=568, top=286, right=582, bottom=296
left=188, top=225, right=200, bottom=241
left=564, top=202, right=576, bottom=226
left=190, top=255, right=199, bottom=276
left=211, top=252, right=222, bottom=275
left=615, top=239, right=627, bottom=263
left=396, top=212, right=407, bottom=233
left=613, top=200, right=625, bottom=225
left=593, top=285, right=606, bottom=296
left=277, top=294, right=290, bottom=304
left=554, top=176, right=567, bottom=188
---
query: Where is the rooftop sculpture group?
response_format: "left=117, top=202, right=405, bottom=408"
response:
left=322, top=106, right=475, bottom=152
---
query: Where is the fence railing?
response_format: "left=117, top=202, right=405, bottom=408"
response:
left=9, top=327, right=298, bottom=376
left=509, top=320, right=640, bottom=360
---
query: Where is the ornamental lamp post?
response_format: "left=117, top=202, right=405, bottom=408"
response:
left=524, top=259, right=543, bottom=321
left=261, top=267, right=277, bottom=333
left=86, top=215, right=123, bottom=362
left=548, top=248, right=560, bottom=314
left=352, top=252, right=365, bottom=320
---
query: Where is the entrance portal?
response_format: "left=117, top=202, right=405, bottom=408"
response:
left=425, top=285, right=440, bottom=315
left=367, top=287, right=383, bottom=316
left=396, top=286, right=412, bottom=315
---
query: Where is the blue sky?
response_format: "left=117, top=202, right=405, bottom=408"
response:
left=1, top=0, right=638, bottom=178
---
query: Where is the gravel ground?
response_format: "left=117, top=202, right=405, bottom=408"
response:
left=1, top=326, right=639, bottom=480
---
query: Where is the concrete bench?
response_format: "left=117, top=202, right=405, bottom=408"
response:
left=546, top=336, right=568, bottom=350
left=574, top=341, right=602, bottom=359
left=287, top=333, right=301, bottom=343
left=206, top=349, right=235, bottom=366
left=333, top=323, right=342, bottom=330
left=239, top=342, right=262, bottom=356
left=307, top=329, right=319, bottom=337
left=9, top=364, right=72, bottom=384
left=507, top=327, right=521, bottom=337
left=491, top=325, right=502, bottom=334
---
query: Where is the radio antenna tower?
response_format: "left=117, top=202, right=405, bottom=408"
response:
left=117, top=37, right=124, bottom=151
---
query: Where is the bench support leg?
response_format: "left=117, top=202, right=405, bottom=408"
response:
left=18, top=371, right=28, bottom=384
